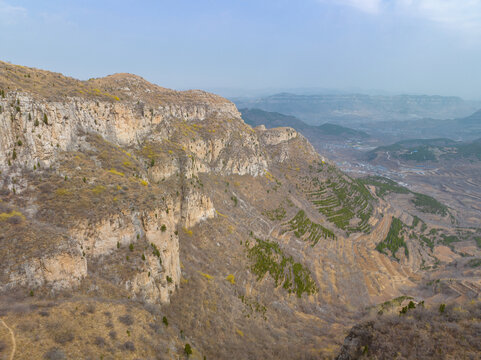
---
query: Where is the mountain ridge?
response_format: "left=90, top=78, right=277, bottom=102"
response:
left=240, top=108, right=369, bottom=139
left=233, top=92, right=481, bottom=124
left=0, top=61, right=480, bottom=359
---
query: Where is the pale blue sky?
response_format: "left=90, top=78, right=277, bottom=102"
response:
left=1, top=0, right=481, bottom=98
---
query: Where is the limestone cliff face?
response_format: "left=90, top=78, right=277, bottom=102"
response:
left=257, top=125, right=318, bottom=164
left=259, top=127, right=298, bottom=146
left=182, top=190, right=216, bottom=229
left=3, top=249, right=87, bottom=292
left=0, top=92, right=236, bottom=169
left=0, top=65, right=320, bottom=304
left=129, top=206, right=182, bottom=303
left=0, top=91, right=276, bottom=182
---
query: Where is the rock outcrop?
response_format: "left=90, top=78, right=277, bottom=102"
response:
left=0, top=61, right=306, bottom=304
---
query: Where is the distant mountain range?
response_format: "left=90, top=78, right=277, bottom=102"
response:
left=367, top=137, right=481, bottom=162
left=358, top=108, right=481, bottom=142
left=233, top=93, right=481, bottom=125
left=240, top=108, right=369, bottom=140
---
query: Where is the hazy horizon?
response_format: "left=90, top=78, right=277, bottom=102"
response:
left=2, top=0, right=481, bottom=99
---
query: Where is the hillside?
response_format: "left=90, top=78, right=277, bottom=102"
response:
left=239, top=108, right=308, bottom=130
left=367, top=138, right=481, bottom=162
left=357, top=108, right=481, bottom=142
left=0, top=62, right=480, bottom=359
left=337, top=301, right=481, bottom=359
left=458, top=108, right=481, bottom=126
left=240, top=108, right=369, bottom=139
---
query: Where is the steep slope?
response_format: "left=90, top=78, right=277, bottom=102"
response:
left=336, top=301, right=481, bottom=359
left=0, top=61, right=477, bottom=359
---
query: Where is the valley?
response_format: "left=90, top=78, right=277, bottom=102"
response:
left=0, top=61, right=479, bottom=360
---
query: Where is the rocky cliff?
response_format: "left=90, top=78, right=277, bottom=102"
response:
left=1, top=61, right=476, bottom=360
left=0, top=61, right=279, bottom=305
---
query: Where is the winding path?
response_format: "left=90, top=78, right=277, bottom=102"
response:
left=0, top=318, right=16, bottom=360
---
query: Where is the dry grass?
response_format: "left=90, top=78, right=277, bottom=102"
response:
left=337, top=301, right=481, bottom=360
left=0, top=60, right=232, bottom=108
left=0, top=298, right=186, bottom=360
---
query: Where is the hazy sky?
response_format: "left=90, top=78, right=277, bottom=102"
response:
left=1, top=0, right=481, bottom=99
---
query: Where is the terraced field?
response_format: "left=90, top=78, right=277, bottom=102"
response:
left=245, top=237, right=318, bottom=298
left=375, top=217, right=408, bottom=260
left=304, top=166, right=374, bottom=234
left=283, top=210, right=335, bottom=246
left=374, top=214, right=481, bottom=265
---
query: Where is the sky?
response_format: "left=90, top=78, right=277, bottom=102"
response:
left=1, top=0, right=481, bottom=99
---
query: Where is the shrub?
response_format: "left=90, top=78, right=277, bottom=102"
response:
left=467, top=258, right=481, bottom=268
left=94, top=336, right=106, bottom=347
left=439, top=303, right=446, bottom=314
left=7, top=214, right=23, bottom=224
left=122, top=341, right=135, bottom=351
left=0, top=210, right=25, bottom=223
left=162, top=316, right=168, bottom=326
left=129, top=243, right=134, bottom=252
left=118, top=314, right=134, bottom=326
left=166, top=276, right=173, bottom=283
left=184, top=343, right=193, bottom=356
left=86, top=303, right=96, bottom=314
left=43, top=113, right=48, bottom=125
left=151, top=243, right=161, bottom=258
left=53, top=330, right=74, bottom=344
left=34, top=119, right=39, bottom=126
left=161, top=224, right=167, bottom=232
left=43, top=347, right=66, bottom=360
